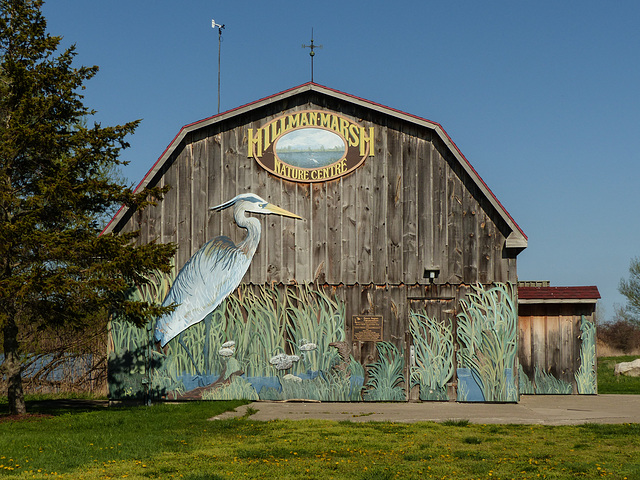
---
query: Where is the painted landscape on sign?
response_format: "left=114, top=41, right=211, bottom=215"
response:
left=275, top=128, right=345, bottom=169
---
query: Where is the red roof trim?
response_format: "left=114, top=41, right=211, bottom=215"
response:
left=100, top=84, right=311, bottom=235
left=301, top=84, right=526, bottom=240
left=518, top=286, right=601, bottom=300
left=102, top=82, right=527, bottom=241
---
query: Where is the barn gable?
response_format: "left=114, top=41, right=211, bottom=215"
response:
left=105, top=82, right=526, bottom=286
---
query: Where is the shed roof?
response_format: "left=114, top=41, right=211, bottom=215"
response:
left=518, top=286, right=601, bottom=304
left=103, top=82, right=527, bottom=249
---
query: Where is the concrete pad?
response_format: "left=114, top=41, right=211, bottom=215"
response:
left=211, top=395, right=640, bottom=425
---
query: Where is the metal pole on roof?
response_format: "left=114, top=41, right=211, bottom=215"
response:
left=212, top=19, right=225, bottom=113
left=302, top=28, right=322, bottom=83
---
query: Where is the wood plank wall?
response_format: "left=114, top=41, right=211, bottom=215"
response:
left=518, top=303, right=597, bottom=394
left=120, top=96, right=518, bottom=288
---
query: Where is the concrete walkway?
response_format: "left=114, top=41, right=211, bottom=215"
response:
left=212, top=395, right=640, bottom=425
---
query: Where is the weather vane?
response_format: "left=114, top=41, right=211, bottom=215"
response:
left=212, top=18, right=225, bottom=114
left=302, top=28, right=322, bottom=83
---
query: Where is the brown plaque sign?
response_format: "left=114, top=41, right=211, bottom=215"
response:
left=352, top=315, right=383, bottom=342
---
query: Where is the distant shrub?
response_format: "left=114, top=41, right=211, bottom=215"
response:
left=597, top=319, right=640, bottom=353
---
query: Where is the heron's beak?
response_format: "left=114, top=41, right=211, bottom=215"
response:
left=265, top=203, right=303, bottom=220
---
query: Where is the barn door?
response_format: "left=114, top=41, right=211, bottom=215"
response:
left=454, top=283, right=519, bottom=402
left=407, top=297, right=457, bottom=401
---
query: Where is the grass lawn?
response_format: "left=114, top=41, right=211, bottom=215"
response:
left=598, top=355, right=640, bottom=394
left=1, top=400, right=640, bottom=480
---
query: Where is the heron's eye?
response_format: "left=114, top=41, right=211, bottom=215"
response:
left=260, top=203, right=267, bottom=208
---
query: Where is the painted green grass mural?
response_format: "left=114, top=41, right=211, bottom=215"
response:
left=534, top=366, right=572, bottom=394
left=363, top=341, right=405, bottom=401
left=518, top=364, right=571, bottom=395
left=111, top=279, right=597, bottom=403
left=518, top=363, right=535, bottom=395
left=285, top=284, right=346, bottom=374
left=575, top=315, right=597, bottom=394
left=223, top=286, right=290, bottom=379
left=108, top=268, right=177, bottom=400
left=456, top=283, right=518, bottom=402
left=109, top=281, right=364, bottom=402
left=408, top=311, right=454, bottom=401
left=202, top=376, right=259, bottom=401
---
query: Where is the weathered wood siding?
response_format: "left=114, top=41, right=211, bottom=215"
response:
left=118, top=93, right=517, bottom=288
left=518, top=303, right=597, bottom=394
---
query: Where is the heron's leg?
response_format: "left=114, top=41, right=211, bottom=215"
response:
left=203, top=314, right=211, bottom=376
left=177, top=331, right=203, bottom=380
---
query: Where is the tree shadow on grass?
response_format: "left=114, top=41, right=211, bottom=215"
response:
left=0, top=398, right=109, bottom=420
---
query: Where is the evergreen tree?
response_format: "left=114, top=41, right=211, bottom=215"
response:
left=0, top=0, right=175, bottom=414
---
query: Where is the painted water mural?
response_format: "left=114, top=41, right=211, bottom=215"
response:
left=275, top=128, right=345, bottom=169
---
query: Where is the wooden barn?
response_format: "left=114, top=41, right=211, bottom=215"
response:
left=105, top=83, right=596, bottom=403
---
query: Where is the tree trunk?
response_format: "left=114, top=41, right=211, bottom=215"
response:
left=3, top=317, right=27, bottom=415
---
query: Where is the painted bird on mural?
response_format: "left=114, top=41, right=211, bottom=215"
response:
left=154, top=193, right=302, bottom=349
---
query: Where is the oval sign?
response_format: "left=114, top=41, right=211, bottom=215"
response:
left=247, top=110, right=374, bottom=183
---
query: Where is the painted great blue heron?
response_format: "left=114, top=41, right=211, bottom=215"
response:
left=154, top=193, right=302, bottom=353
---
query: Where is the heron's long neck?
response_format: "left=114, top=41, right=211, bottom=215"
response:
left=234, top=209, right=262, bottom=256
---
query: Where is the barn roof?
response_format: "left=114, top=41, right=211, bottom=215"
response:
left=103, top=82, right=527, bottom=249
left=518, top=286, right=601, bottom=304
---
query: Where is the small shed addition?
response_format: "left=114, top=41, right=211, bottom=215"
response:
left=518, top=284, right=600, bottom=395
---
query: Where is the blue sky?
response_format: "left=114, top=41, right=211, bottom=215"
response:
left=42, top=1, right=640, bottom=320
